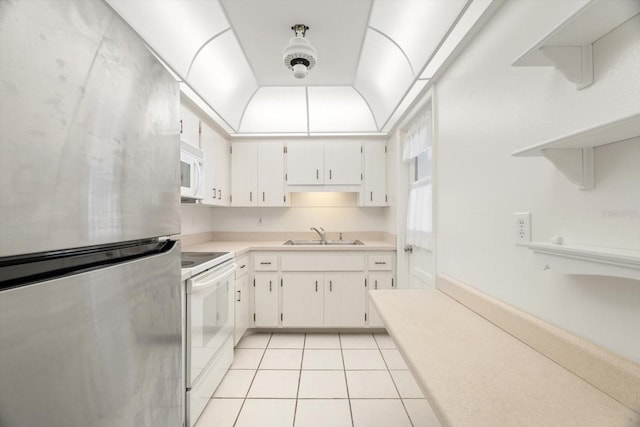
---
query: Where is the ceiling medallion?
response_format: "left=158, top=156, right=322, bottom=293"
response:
left=282, top=24, right=318, bottom=79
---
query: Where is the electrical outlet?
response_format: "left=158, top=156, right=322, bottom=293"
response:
left=514, top=212, right=531, bottom=246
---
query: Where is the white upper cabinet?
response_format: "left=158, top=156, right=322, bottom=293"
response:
left=286, top=140, right=362, bottom=186
left=286, top=141, right=325, bottom=185
left=257, top=142, right=286, bottom=206
left=179, top=103, right=200, bottom=148
left=231, top=142, right=258, bottom=206
left=361, top=140, right=387, bottom=206
left=201, top=122, right=230, bottom=206
left=324, top=141, right=362, bottom=185
left=231, top=141, right=286, bottom=206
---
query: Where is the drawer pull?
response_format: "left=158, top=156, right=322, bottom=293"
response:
left=240, top=264, right=246, bottom=269
left=374, top=261, right=387, bottom=265
left=260, top=262, right=272, bottom=265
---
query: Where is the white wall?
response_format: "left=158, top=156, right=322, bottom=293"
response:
left=203, top=205, right=387, bottom=233
left=435, top=1, right=640, bottom=361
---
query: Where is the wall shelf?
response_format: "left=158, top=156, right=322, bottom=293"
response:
left=512, top=113, right=640, bottom=190
left=513, top=0, right=640, bottom=90
left=526, top=242, right=640, bottom=281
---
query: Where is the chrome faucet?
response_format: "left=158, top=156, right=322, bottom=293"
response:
left=311, top=227, right=326, bottom=244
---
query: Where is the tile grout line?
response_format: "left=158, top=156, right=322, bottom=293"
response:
left=232, top=333, right=273, bottom=427
left=292, top=333, right=306, bottom=427
left=340, top=333, right=356, bottom=427
left=376, top=334, right=416, bottom=427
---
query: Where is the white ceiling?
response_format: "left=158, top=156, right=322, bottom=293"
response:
left=106, top=0, right=491, bottom=137
left=222, top=0, right=372, bottom=86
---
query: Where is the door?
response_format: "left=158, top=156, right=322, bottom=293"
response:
left=286, top=141, right=324, bottom=185
left=399, top=98, right=435, bottom=289
left=200, top=123, right=218, bottom=205
left=324, top=272, right=366, bottom=327
left=258, top=142, right=286, bottom=206
left=362, top=140, right=387, bottom=206
left=214, top=137, right=230, bottom=206
left=368, top=272, right=394, bottom=327
left=0, top=4, right=181, bottom=257
left=253, top=273, right=279, bottom=327
left=180, top=102, right=200, bottom=148
left=0, top=242, right=182, bottom=427
left=234, top=274, right=250, bottom=345
left=324, top=140, right=362, bottom=185
left=231, top=142, right=258, bottom=206
left=281, top=273, right=323, bottom=327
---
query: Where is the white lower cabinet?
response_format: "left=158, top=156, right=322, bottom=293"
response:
left=324, top=272, right=367, bottom=327
left=367, top=272, right=394, bottom=327
left=253, top=272, right=279, bottom=327
left=251, top=251, right=394, bottom=329
left=281, top=273, right=323, bottom=327
left=234, top=257, right=250, bottom=345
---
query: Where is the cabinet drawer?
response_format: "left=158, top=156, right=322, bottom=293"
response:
left=281, top=254, right=364, bottom=271
left=368, top=255, right=393, bottom=271
left=235, top=256, right=249, bottom=279
left=254, top=254, right=278, bottom=271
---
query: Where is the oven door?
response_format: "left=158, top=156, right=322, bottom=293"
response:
left=180, top=148, right=204, bottom=200
left=185, top=260, right=236, bottom=389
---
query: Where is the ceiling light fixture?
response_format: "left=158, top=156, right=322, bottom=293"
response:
left=283, top=24, right=317, bottom=79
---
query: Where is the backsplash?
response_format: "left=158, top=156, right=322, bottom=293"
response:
left=180, top=204, right=391, bottom=235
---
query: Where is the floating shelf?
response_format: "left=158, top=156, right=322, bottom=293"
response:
left=513, top=0, right=640, bottom=90
left=512, top=113, right=640, bottom=190
left=526, top=242, right=640, bottom=281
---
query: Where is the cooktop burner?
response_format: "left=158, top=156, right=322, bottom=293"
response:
left=181, top=252, right=230, bottom=268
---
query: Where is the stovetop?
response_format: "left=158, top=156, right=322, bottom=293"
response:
left=181, top=251, right=230, bottom=268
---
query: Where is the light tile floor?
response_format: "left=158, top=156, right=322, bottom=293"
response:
left=196, top=332, right=441, bottom=427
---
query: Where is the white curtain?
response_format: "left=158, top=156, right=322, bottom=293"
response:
left=406, top=183, right=432, bottom=250
left=403, top=109, right=433, bottom=250
left=402, top=110, right=432, bottom=161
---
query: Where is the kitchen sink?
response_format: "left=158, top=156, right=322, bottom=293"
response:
left=283, top=239, right=364, bottom=246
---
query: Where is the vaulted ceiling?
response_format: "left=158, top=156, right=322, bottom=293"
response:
left=106, top=0, right=492, bottom=137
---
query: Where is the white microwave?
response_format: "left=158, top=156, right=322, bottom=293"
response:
left=180, top=142, right=204, bottom=200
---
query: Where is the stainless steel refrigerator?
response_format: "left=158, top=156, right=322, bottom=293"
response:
left=0, top=1, right=182, bottom=426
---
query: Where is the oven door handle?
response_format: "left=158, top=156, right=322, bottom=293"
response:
left=189, top=263, right=237, bottom=293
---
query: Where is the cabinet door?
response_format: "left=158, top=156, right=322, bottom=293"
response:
left=231, top=142, right=258, bottom=206
left=281, top=273, right=323, bottom=327
left=258, top=142, right=286, bottom=206
left=253, top=273, right=279, bottom=327
left=324, top=141, right=362, bottom=185
left=234, top=274, right=250, bottom=345
left=324, top=272, right=366, bottom=327
left=200, top=124, right=218, bottom=205
left=286, top=141, right=324, bottom=185
left=214, top=137, right=230, bottom=206
left=180, top=103, right=200, bottom=148
left=362, top=141, right=387, bottom=206
left=368, top=272, right=394, bottom=327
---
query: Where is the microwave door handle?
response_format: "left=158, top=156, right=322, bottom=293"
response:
left=194, top=161, right=202, bottom=195
left=189, top=264, right=237, bottom=293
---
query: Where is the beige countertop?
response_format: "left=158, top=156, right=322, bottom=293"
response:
left=182, top=240, right=396, bottom=257
left=370, top=289, right=640, bottom=427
